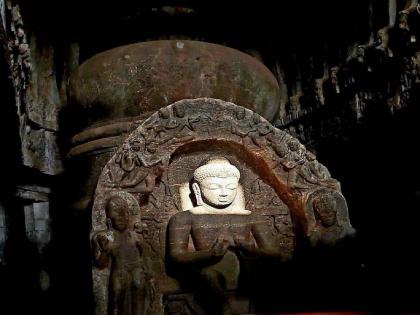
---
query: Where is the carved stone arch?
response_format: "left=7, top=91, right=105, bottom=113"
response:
left=90, top=98, right=353, bottom=315
left=165, top=138, right=296, bottom=254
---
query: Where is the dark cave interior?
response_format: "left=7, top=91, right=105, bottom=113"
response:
left=1, top=1, right=420, bottom=314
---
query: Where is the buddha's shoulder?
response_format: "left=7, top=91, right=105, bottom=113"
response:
left=168, top=210, right=193, bottom=225
left=248, top=212, right=269, bottom=224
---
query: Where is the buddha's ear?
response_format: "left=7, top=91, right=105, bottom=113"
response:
left=192, top=182, right=203, bottom=206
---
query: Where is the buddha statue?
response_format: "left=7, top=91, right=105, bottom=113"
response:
left=167, top=157, right=282, bottom=315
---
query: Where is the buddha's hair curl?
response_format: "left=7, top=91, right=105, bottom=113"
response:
left=193, top=157, right=240, bottom=183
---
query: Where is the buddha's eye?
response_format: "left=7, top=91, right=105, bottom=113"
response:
left=226, top=185, right=238, bottom=190
left=207, top=184, right=220, bottom=190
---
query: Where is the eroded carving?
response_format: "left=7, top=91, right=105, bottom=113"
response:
left=305, top=190, right=355, bottom=247
left=93, top=192, right=154, bottom=315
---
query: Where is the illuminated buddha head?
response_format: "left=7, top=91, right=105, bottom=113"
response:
left=192, top=158, right=240, bottom=208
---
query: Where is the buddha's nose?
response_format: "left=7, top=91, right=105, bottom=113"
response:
left=219, top=188, right=228, bottom=197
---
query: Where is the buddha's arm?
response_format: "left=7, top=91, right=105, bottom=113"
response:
left=168, top=213, right=224, bottom=265
left=238, top=217, right=284, bottom=260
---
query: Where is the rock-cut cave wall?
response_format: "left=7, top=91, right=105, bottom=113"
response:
left=0, top=0, right=420, bottom=314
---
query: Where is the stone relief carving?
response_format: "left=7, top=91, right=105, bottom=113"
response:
left=91, top=98, right=352, bottom=315
left=304, top=189, right=355, bottom=247
left=92, top=191, right=155, bottom=315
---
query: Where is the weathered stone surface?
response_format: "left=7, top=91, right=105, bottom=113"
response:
left=24, top=201, right=51, bottom=253
left=90, top=98, right=353, bottom=315
left=27, top=36, right=62, bottom=131
left=1, top=1, right=64, bottom=175
left=21, top=127, right=63, bottom=175
left=68, top=40, right=281, bottom=130
left=16, top=185, right=51, bottom=202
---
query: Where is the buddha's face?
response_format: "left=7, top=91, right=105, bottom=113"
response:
left=199, top=176, right=239, bottom=207
left=107, top=199, right=130, bottom=231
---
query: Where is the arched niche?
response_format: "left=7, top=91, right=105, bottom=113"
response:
left=90, top=98, right=353, bottom=315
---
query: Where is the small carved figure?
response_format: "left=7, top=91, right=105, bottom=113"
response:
left=323, top=67, right=341, bottom=103
left=291, top=153, right=338, bottom=190
left=269, top=135, right=307, bottom=171
left=119, top=165, right=164, bottom=193
left=144, top=106, right=199, bottom=150
left=94, top=193, right=149, bottom=315
left=309, top=194, right=355, bottom=246
left=107, top=143, right=164, bottom=193
left=231, top=107, right=256, bottom=138
left=314, top=78, right=325, bottom=106
left=170, top=104, right=199, bottom=143
left=248, top=113, right=273, bottom=147
left=287, top=125, right=298, bottom=138
left=283, top=138, right=306, bottom=170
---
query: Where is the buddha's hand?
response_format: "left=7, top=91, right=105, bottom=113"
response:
left=234, top=236, right=256, bottom=254
left=211, top=235, right=230, bottom=258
